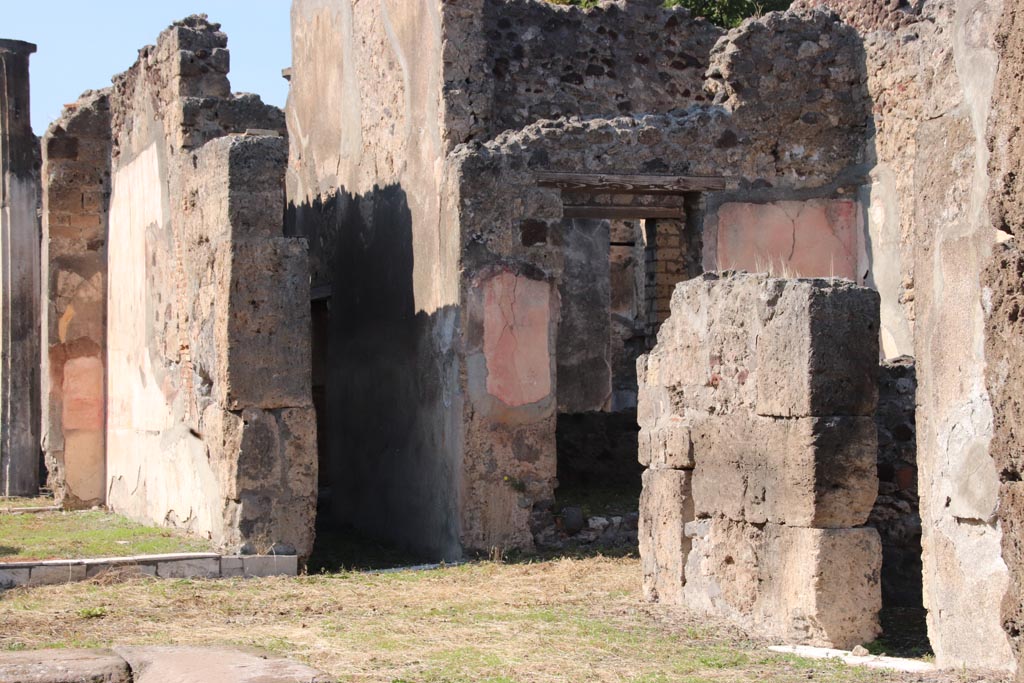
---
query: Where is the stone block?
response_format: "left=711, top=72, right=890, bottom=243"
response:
left=85, top=563, right=157, bottom=580
left=638, top=419, right=694, bottom=470
left=691, top=414, right=878, bottom=528
left=155, top=558, right=221, bottom=579
left=755, top=280, right=880, bottom=418
left=639, top=469, right=693, bottom=604
left=0, top=649, right=131, bottom=683
left=683, top=518, right=881, bottom=649
left=220, top=556, right=245, bottom=578
left=0, top=568, right=29, bottom=589
left=241, top=555, right=298, bottom=578
left=193, top=135, right=288, bottom=242
left=28, top=565, right=87, bottom=586
left=215, top=239, right=312, bottom=410
left=641, top=274, right=771, bottom=417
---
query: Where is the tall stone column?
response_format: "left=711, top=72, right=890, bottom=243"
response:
left=0, top=40, right=41, bottom=496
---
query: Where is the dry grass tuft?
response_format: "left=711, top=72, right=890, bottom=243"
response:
left=0, top=556, right=1004, bottom=683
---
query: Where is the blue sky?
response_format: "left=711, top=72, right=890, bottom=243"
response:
left=4, top=1, right=291, bottom=133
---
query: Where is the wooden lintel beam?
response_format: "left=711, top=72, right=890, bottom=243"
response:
left=563, top=206, right=685, bottom=220
left=536, top=171, right=730, bottom=194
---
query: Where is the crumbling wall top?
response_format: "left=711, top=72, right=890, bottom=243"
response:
left=791, top=0, right=925, bottom=32
left=0, top=39, right=37, bottom=56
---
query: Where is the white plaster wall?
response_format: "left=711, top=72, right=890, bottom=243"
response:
left=105, top=144, right=224, bottom=543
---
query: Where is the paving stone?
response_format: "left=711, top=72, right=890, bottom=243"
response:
left=0, top=649, right=130, bottom=683
left=113, top=646, right=332, bottom=683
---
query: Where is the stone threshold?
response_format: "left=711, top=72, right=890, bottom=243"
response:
left=768, top=645, right=936, bottom=673
left=0, top=552, right=298, bottom=588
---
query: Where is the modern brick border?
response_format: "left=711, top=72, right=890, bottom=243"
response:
left=0, top=552, right=298, bottom=589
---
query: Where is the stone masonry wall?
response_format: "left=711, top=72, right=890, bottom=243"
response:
left=477, top=0, right=722, bottom=139
left=100, top=16, right=316, bottom=557
left=857, top=0, right=1012, bottom=670
left=984, top=0, right=1024, bottom=675
left=40, top=91, right=111, bottom=509
left=637, top=273, right=882, bottom=649
left=0, top=40, right=41, bottom=497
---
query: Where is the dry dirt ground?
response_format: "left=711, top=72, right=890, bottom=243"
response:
left=0, top=556, right=1010, bottom=683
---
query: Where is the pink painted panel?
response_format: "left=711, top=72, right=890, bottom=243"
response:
left=716, top=200, right=861, bottom=282
left=62, top=356, right=104, bottom=432
left=483, top=271, right=552, bottom=407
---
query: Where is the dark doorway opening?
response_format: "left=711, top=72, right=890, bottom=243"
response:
left=539, top=202, right=704, bottom=553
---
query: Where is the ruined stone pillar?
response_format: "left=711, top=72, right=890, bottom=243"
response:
left=638, top=273, right=882, bottom=649
left=40, top=92, right=111, bottom=509
left=0, top=40, right=40, bottom=496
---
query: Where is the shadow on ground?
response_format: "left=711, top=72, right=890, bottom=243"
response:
left=866, top=607, right=933, bottom=659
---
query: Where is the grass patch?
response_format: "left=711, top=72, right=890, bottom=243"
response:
left=0, top=557, right=989, bottom=683
left=1, top=496, right=56, bottom=511
left=0, top=509, right=213, bottom=562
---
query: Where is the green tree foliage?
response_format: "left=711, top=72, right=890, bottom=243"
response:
left=546, top=0, right=794, bottom=28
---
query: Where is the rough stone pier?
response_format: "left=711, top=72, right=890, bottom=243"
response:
left=638, top=273, right=882, bottom=648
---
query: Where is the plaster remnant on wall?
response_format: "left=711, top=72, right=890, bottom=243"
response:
left=714, top=199, right=863, bottom=282
left=483, top=271, right=553, bottom=408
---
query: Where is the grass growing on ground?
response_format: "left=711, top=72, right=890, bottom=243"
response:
left=0, top=509, right=213, bottom=562
left=0, top=496, right=56, bottom=511
left=0, top=556, right=1001, bottom=683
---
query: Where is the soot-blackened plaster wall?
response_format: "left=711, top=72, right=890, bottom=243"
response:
left=0, top=39, right=41, bottom=497
left=286, top=0, right=463, bottom=560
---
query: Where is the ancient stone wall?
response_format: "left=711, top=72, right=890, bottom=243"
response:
left=0, top=40, right=40, bottom=497
left=477, top=0, right=722, bottom=138
left=40, top=91, right=111, bottom=509
left=984, top=0, right=1024, bottom=675
left=98, top=17, right=316, bottom=557
left=286, top=0, right=463, bottom=560
left=850, top=0, right=1012, bottom=669
left=637, top=273, right=882, bottom=648
left=446, top=7, right=872, bottom=553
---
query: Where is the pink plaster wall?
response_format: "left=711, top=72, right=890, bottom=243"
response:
left=62, top=356, right=104, bottom=432
left=483, top=271, right=553, bottom=407
left=714, top=200, right=863, bottom=282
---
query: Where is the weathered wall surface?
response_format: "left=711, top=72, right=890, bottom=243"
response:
left=555, top=218, right=612, bottom=414
left=847, top=0, right=1012, bottom=669
left=984, top=0, right=1024, bottom=674
left=286, top=0, right=462, bottom=559
left=40, top=91, right=111, bottom=509
left=476, top=0, right=722, bottom=138
left=709, top=199, right=866, bottom=282
left=0, top=39, right=40, bottom=497
left=637, top=273, right=882, bottom=649
left=102, top=17, right=315, bottom=557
